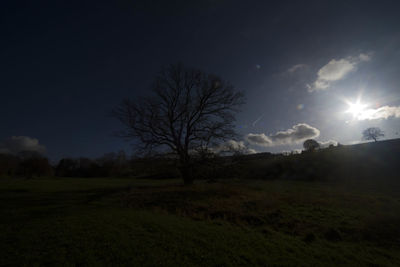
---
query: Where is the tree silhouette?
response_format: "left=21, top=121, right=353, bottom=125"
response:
left=303, top=139, right=320, bottom=152
left=362, top=127, right=384, bottom=142
left=113, top=63, right=245, bottom=184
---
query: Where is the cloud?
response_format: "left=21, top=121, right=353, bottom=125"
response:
left=358, top=53, right=371, bottom=62
left=246, top=133, right=272, bottom=146
left=215, top=140, right=256, bottom=155
left=287, top=64, right=307, bottom=73
left=245, top=123, right=320, bottom=147
left=354, top=105, right=400, bottom=120
left=308, top=53, right=371, bottom=92
left=0, top=136, right=46, bottom=155
left=281, top=149, right=302, bottom=155
left=318, top=140, right=338, bottom=148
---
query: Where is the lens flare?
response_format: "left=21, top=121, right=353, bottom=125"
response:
left=346, top=100, right=367, bottom=118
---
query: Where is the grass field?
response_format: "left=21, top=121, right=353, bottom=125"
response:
left=1, top=177, right=400, bottom=266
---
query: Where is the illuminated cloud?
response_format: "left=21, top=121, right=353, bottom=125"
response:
left=354, top=105, right=400, bottom=120
left=308, top=53, right=371, bottom=92
left=246, top=133, right=272, bottom=146
left=0, top=136, right=46, bottom=155
left=246, top=123, right=320, bottom=147
left=318, top=140, right=338, bottom=148
left=215, top=140, right=256, bottom=155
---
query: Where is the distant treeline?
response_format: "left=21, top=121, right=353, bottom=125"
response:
left=0, top=152, right=53, bottom=178
left=1, top=138, right=399, bottom=181
left=0, top=151, right=179, bottom=179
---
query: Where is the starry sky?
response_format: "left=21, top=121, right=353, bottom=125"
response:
left=1, top=0, right=400, bottom=160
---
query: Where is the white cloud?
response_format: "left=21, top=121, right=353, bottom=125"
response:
left=354, top=105, right=400, bottom=120
left=318, top=140, right=338, bottom=148
left=214, top=140, right=256, bottom=155
left=244, top=148, right=257, bottom=154
left=308, top=53, right=371, bottom=92
left=318, top=59, right=355, bottom=81
left=245, top=133, right=272, bottom=146
left=245, top=123, right=320, bottom=147
left=288, top=64, right=307, bottom=73
left=0, top=136, right=46, bottom=155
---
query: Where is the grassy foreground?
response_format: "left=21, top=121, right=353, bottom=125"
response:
left=0, top=177, right=399, bottom=266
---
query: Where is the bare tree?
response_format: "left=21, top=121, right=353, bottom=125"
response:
left=362, top=127, right=384, bottom=142
left=303, top=139, right=320, bottom=152
left=112, top=63, right=245, bottom=184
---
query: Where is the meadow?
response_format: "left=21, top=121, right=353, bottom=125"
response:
left=1, top=177, right=399, bottom=266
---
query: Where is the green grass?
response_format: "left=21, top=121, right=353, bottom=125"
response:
left=1, top=177, right=399, bottom=266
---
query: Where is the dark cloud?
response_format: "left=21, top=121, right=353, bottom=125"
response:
left=0, top=136, right=46, bottom=155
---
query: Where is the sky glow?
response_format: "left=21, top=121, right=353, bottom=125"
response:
left=1, top=1, right=400, bottom=159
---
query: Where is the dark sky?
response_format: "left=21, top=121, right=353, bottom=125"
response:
left=1, top=0, right=400, bottom=160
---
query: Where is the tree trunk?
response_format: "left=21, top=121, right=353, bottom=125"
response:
left=178, top=151, right=194, bottom=185
left=180, top=164, right=194, bottom=185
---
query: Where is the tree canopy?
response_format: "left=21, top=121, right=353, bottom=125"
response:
left=303, top=139, right=320, bottom=152
left=362, top=127, right=384, bottom=142
left=113, top=63, right=245, bottom=184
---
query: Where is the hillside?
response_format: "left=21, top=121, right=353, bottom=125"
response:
left=216, top=138, right=400, bottom=186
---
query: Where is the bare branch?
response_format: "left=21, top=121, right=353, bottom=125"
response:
left=112, top=63, right=245, bottom=184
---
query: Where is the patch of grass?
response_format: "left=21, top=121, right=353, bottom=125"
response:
left=1, top=178, right=399, bottom=266
left=123, top=180, right=400, bottom=246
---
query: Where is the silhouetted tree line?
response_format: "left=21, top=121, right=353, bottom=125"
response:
left=54, top=151, right=185, bottom=178
left=0, top=149, right=238, bottom=180
left=0, top=151, right=140, bottom=178
left=0, top=152, right=53, bottom=178
left=55, top=151, right=133, bottom=177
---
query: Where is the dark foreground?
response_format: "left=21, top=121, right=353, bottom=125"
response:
left=0, top=177, right=399, bottom=266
